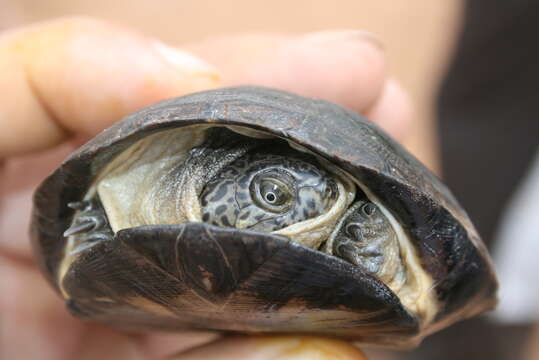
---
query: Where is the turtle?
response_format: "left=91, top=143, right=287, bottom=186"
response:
left=30, top=86, right=498, bottom=348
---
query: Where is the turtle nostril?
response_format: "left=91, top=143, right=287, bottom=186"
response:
left=361, top=202, right=377, bottom=216
left=345, top=223, right=363, bottom=242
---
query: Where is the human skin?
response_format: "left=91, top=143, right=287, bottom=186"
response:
left=0, top=17, right=412, bottom=360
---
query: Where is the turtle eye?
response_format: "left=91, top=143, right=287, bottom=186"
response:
left=361, top=202, right=377, bottom=216
left=251, top=174, right=294, bottom=213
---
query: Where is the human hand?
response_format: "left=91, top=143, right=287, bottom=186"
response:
left=0, top=17, right=411, bottom=359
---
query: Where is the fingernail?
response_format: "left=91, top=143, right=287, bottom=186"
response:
left=253, top=336, right=367, bottom=360
left=301, top=30, right=384, bottom=51
left=153, top=41, right=221, bottom=81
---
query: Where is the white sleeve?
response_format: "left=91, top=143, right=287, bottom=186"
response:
left=492, top=148, right=539, bottom=324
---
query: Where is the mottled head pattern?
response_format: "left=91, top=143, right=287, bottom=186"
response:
left=200, top=151, right=339, bottom=232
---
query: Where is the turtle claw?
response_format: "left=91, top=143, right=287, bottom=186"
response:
left=63, top=197, right=114, bottom=242
left=67, top=201, right=89, bottom=210
left=64, top=220, right=96, bottom=237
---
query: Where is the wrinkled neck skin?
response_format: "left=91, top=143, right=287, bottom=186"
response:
left=61, top=125, right=437, bottom=329
left=154, top=128, right=261, bottom=224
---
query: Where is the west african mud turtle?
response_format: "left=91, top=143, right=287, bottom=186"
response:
left=31, top=86, right=497, bottom=348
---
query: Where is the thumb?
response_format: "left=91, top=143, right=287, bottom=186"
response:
left=171, top=336, right=367, bottom=360
left=0, top=16, right=220, bottom=156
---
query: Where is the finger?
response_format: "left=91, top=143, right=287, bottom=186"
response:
left=365, top=78, right=414, bottom=141
left=171, top=336, right=367, bottom=360
left=0, top=143, right=76, bottom=259
left=0, top=16, right=220, bottom=157
left=136, top=331, right=218, bottom=359
left=187, top=30, right=386, bottom=115
left=0, top=19, right=387, bottom=158
left=0, top=255, right=86, bottom=360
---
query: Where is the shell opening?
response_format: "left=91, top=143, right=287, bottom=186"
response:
left=64, top=124, right=437, bottom=327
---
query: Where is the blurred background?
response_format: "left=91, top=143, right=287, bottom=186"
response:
left=1, top=1, right=538, bottom=359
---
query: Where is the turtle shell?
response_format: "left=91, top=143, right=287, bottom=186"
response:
left=31, top=86, right=497, bottom=348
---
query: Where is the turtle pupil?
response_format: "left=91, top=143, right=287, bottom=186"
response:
left=259, top=179, right=289, bottom=207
